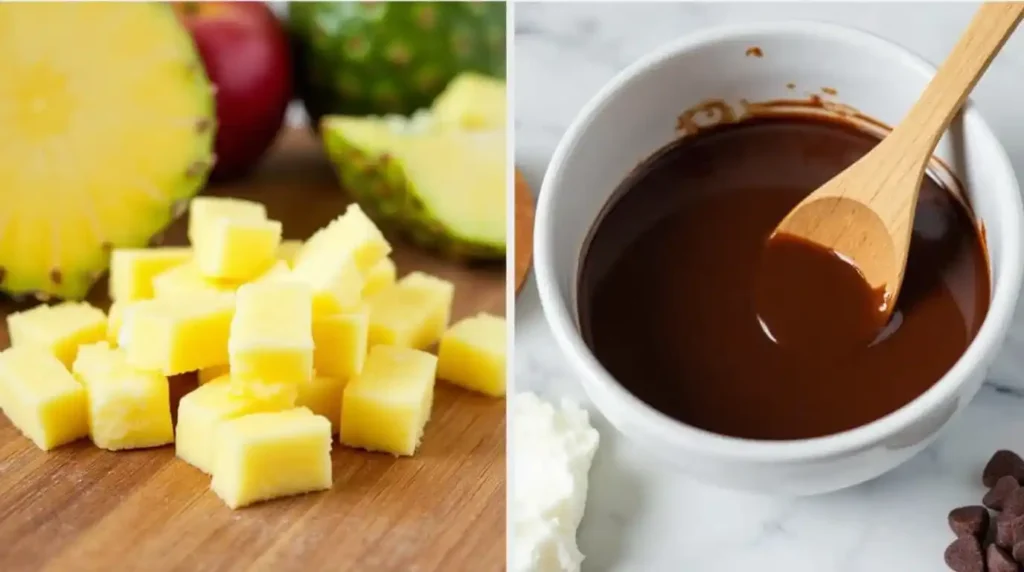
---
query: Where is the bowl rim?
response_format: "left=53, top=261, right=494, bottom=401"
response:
left=533, top=19, right=1024, bottom=463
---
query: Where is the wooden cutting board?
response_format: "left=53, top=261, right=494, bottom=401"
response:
left=0, top=128, right=506, bottom=572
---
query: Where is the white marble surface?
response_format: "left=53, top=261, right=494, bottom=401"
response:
left=514, top=3, right=1024, bottom=571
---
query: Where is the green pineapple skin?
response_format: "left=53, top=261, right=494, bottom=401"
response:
left=288, top=2, right=506, bottom=123
left=321, top=126, right=505, bottom=262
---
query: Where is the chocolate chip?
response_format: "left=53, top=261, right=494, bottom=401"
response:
left=1005, top=489, right=1024, bottom=518
left=987, top=476, right=1022, bottom=511
left=987, top=544, right=1017, bottom=572
left=995, top=513, right=1024, bottom=549
left=949, top=506, right=990, bottom=539
left=1012, top=541, right=1024, bottom=564
left=985, top=450, right=1024, bottom=487
left=945, top=536, right=984, bottom=572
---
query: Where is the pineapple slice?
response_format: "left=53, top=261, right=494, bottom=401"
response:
left=0, top=3, right=215, bottom=300
left=322, top=118, right=505, bottom=261
left=431, top=73, right=507, bottom=131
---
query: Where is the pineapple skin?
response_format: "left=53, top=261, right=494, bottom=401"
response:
left=0, top=3, right=217, bottom=301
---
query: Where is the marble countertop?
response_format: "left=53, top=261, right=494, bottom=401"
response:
left=513, top=3, right=1024, bottom=571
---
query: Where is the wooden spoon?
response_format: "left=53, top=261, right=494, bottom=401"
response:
left=760, top=2, right=1023, bottom=349
left=514, top=169, right=535, bottom=295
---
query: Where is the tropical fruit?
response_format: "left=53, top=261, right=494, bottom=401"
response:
left=321, top=116, right=506, bottom=260
left=0, top=3, right=216, bottom=300
left=288, top=1, right=506, bottom=122
left=432, top=73, right=507, bottom=131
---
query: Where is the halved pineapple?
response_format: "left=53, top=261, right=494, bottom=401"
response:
left=0, top=3, right=215, bottom=300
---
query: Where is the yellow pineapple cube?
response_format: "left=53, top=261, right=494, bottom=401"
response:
left=312, top=309, right=368, bottom=380
left=368, top=272, right=455, bottom=350
left=199, top=364, right=230, bottom=385
left=362, top=257, right=397, bottom=299
left=121, top=292, right=235, bottom=375
left=187, top=196, right=266, bottom=245
left=7, top=302, right=107, bottom=367
left=107, top=301, right=125, bottom=346
left=71, top=342, right=173, bottom=450
left=210, top=407, right=333, bottom=509
left=229, top=281, right=313, bottom=385
left=108, top=247, right=191, bottom=301
left=151, top=261, right=237, bottom=298
left=194, top=217, right=282, bottom=282
left=0, top=346, right=88, bottom=450
left=249, top=260, right=291, bottom=284
left=277, top=240, right=304, bottom=267
left=437, top=313, right=507, bottom=397
left=296, top=374, right=345, bottom=434
left=340, top=345, right=437, bottom=456
left=175, top=376, right=296, bottom=474
left=291, top=204, right=391, bottom=315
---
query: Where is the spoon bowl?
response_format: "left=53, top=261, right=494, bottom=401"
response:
left=759, top=1, right=1024, bottom=348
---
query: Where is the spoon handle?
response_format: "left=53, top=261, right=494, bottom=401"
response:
left=894, top=2, right=1024, bottom=153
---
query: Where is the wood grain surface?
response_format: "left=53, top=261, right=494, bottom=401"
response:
left=0, top=128, right=507, bottom=572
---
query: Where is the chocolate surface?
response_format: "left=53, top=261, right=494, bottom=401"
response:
left=578, top=116, right=990, bottom=440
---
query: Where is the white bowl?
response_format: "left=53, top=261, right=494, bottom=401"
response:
left=534, top=21, right=1024, bottom=496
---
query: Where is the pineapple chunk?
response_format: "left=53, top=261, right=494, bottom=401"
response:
left=437, top=313, right=507, bottom=397
left=108, top=247, right=191, bottom=302
left=187, top=197, right=266, bottom=245
left=368, top=272, right=455, bottom=350
left=194, top=217, right=282, bottom=281
left=249, top=260, right=291, bottom=284
left=362, top=258, right=397, bottom=299
left=151, top=261, right=237, bottom=298
left=277, top=240, right=304, bottom=267
left=312, top=309, right=368, bottom=380
left=340, top=345, right=437, bottom=456
left=210, top=407, right=332, bottom=509
left=296, top=374, right=345, bottom=434
left=199, top=364, right=230, bottom=385
left=291, top=204, right=391, bottom=315
left=175, top=376, right=296, bottom=474
left=72, top=342, right=173, bottom=450
left=107, top=301, right=125, bottom=347
left=229, top=281, right=314, bottom=385
left=0, top=346, right=88, bottom=450
left=121, top=292, right=235, bottom=375
left=7, top=302, right=107, bottom=367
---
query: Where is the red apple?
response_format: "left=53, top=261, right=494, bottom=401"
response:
left=174, top=2, right=292, bottom=180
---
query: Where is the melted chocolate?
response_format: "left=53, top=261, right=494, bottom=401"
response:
left=578, top=116, right=990, bottom=440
